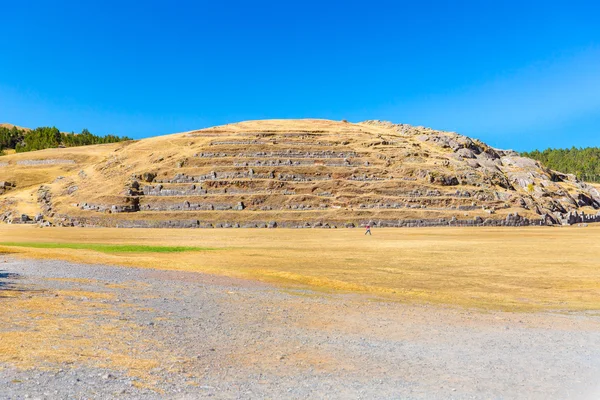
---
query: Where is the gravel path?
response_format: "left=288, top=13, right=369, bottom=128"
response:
left=1, top=256, right=599, bottom=399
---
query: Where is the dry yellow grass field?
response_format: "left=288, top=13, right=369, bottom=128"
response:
left=2, top=225, right=599, bottom=311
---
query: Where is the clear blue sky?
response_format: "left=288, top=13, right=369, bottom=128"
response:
left=1, top=0, right=599, bottom=151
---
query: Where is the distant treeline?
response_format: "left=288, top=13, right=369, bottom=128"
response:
left=0, top=126, right=131, bottom=154
left=522, top=147, right=600, bottom=183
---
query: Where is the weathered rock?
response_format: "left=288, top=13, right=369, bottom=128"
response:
left=577, top=193, right=600, bottom=208
left=142, top=172, right=157, bottom=183
left=456, top=148, right=477, bottom=159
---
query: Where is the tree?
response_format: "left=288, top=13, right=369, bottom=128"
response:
left=522, top=147, right=600, bottom=183
left=0, top=125, right=130, bottom=154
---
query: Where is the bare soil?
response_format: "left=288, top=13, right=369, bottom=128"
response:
left=1, top=257, right=599, bottom=399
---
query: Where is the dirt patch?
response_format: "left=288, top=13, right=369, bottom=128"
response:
left=1, top=257, right=600, bottom=398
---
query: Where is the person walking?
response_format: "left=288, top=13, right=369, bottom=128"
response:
left=365, top=223, right=372, bottom=235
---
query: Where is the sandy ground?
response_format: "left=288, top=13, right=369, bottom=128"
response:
left=1, top=257, right=600, bottom=399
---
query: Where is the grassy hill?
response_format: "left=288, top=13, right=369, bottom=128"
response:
left=0, top=119, right=599, bottom=227
left=0, top=123, right=31, bottom=131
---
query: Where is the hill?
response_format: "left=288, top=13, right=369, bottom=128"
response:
left=1, top=119, right=599, bottom=228
left=0, top=123, right=31, bottom=131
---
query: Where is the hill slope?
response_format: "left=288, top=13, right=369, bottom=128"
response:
left=1, top=119, right=599, bottom=227
left=0, top=123, right=31, bottom=131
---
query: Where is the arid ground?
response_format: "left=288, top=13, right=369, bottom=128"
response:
left=2, top=225, right=600, bottom=311
left=1, top=226, right=600, bottom=398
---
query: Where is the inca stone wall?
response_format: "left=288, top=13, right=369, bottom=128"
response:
left=17, top=159, right=75, bottom=166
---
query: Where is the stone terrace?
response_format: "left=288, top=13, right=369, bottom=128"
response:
left=12, top=119, right=600, bottom=228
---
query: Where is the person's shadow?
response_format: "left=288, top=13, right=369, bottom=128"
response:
left=0, top=270, right=23, bottom=297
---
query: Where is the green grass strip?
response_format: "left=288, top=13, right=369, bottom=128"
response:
left=0, top=242, right=217, bottom=254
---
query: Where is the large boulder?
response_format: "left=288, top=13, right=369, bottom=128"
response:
left=142, top=172, right=156, bottom=183
left=456, top=148, right=477, bottom=159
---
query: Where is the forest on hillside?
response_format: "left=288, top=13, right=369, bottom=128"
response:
left=522, top=147, right=600, bottom=183
left=0, top=126, right=130, bottom=154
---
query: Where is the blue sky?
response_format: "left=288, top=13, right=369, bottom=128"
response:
left=1, top=0, right=599, bottom=151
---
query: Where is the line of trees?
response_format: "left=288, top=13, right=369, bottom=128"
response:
left=0, top=126, right=25, bottom=150
left=522, top=147, right=600, bottom=183
left=0, top=126, right=130, bottom=154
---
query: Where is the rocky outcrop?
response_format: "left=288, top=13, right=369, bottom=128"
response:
left=37, top=185, right=53, bottom=219
left=0, top=181, right=14, bottom=195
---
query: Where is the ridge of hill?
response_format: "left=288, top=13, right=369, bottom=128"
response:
left=1, top=119, right=599, bottom=228
left=0, top=123, right=31, bottom=131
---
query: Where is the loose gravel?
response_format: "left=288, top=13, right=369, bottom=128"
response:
left=1, top=256, right=599, bottom=399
